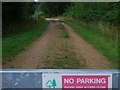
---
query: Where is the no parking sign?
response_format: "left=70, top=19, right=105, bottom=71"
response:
left=42, top=74, right=112, bottom=89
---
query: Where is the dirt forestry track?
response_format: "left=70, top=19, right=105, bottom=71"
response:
left=3, top=21, right=115, bottom=69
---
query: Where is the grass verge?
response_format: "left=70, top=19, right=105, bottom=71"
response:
left=2, top=18, right=48, bottom=60
left=63, top=19, right=118, bottom=68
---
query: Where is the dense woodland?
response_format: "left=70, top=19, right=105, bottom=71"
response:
left=3, top=2, right=120, bottom=24
left=3, top=2, right=36, bottom=36
left=3, top=3, right=35, bottom=23
left=3, top=2, right=119, bottom=36
left=39, top=2, right=119, bottom=41
left=64, top=3, right=120, bottom=24
left=64, top=3, right=119, bottom=43
left=2, top=2, right=119, bottom=46
left=38, top=2, right=120, bottom=25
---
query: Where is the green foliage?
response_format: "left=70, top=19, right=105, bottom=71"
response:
left=33, top=12, right=46, bottom=17
left=3, top=2, right=35, bottom=22
left=64, top=19, right=118, bottom=68
left=39, top=2, right=71, bottom=17
left=2, top=17, right=48, bottom=58
left=64, top=2, right=120, bottom=24
left=2, top=2, right=36, bottom=36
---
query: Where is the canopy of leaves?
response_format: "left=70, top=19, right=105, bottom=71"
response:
left=2, top=2, right=36, bottom=36
left=39, top=2, right=71, bottom=17
left=3, top=2, right=35, bottom=23
left=64, top=2, right=120, bottom=25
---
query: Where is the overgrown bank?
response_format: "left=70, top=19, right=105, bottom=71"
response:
left=63, top=19, right=118, bottom=68
left=62, top=2, right=119, bottom=68
left=2, top=17, right=48, bottom=60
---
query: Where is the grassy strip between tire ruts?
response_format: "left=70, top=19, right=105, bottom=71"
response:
left=63, top=19, right=118, bottom=69
left=2, top=18, right=49, bottom=60
left=57, top=23, right=69, bottom=38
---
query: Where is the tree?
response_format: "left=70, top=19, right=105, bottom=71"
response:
left=2, top=2, right=36, bottom=36
left=46, top=80, right=53, bottom=88
left=64, top=2, right=120, bottom=24
left=39, top=2, right=71, bottom=17
left=2, top=2, right=35, bottom=23
left=52, top=79, right=57, bottom=88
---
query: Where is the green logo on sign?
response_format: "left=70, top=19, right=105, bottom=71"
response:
left=46, top=79, right=57, bottom=88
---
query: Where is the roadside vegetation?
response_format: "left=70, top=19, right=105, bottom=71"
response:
left=62, top=2, right=119, bottom=68
left=3, top=18, right=48, bottom=58
left=64, top=19, right=118, bottom=64
left=2, top=3, right=48, bottom=61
